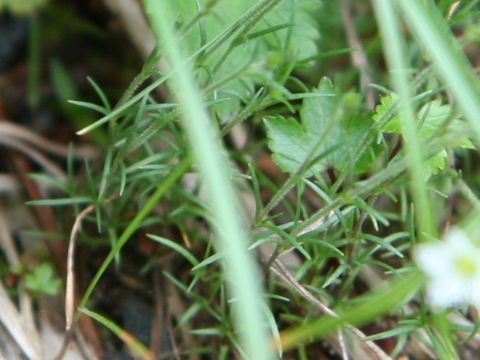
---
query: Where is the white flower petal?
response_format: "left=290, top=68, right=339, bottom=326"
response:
left=444, top=227, right=470, bottom=244
left=470, top=288, right=480, bottom=308
left=414, top=244, right=450, bottom=276
left=427, top=276, right=466, bottom=308
left=414, top=226, right=480, bottom=310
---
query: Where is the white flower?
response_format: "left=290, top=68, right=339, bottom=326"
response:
left=414, top=227, right=480, bottom=309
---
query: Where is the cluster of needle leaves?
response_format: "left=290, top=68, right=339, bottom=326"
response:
left=25, top=0, right=480, bottom=359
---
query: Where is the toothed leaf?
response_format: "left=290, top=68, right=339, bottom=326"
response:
left=265, top=78, right=377, bottom=176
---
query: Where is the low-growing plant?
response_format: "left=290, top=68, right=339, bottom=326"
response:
left=26, top=0, right=480, bottom=359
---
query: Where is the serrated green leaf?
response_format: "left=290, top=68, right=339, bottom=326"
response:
left=374, top=94, right=473, bottom=178
left=373, top=93, right=398, bottom=132
left=418, top=100, right=473, bottom=147
left=264, top=77, right=377, bottom=176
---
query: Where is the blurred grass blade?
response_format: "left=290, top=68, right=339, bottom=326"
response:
left=397, top=0, right=480, bottom=143
left=26, top=197, right=91, bottom=206
left=144, top=1, right=272, bottom=359
left=372, top=0, right=435, bottom=239
left=27, top=173, right=69, bottom=193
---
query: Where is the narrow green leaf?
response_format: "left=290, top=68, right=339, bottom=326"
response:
left=147, top=234, right=199, bottom=266
left=87, top=76, right=111, bottom=111
left=191, top=252, right=224, bottom=271
left=362, top=325, right=417, bottom=341
left=27, top=173, right=69, bottom=193
left=26, top=197, right=91, bottom=206
left=68, top=100, right=108, bottom=115
left=79, top=307, right=153, bottom=359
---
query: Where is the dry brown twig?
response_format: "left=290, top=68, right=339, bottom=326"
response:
left=0, top=173, right=20, bottom=193
left=0, top=121, right=95, bottom=159
left=56, top=195, right=117, bottom=360
left=339, top=0, right=375, bottom=109
left=0, top=120, right=97, bottom=185
left=0, top=135, right=68, bottom=182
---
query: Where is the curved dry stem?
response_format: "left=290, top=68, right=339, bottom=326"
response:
left=0, top=121, right=96, bottom=159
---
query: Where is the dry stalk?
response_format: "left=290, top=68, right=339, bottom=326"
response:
left=56, top=195, right=117, bottom=360
left=339, top=0, right=375, bottom=109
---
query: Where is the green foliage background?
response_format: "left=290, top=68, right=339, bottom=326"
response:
left=24, top=0, right=480, bottom=359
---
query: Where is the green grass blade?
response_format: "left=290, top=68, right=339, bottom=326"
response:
left=144, top=1, right=272, bottom=359
left=26, top=197, right=91, bottom=206
left=27, top=173, right=70, bottom=193
left=68, top=100, right=108, bottom=115
left=372, top=0, right=435, bottom=239
left=87, top=76, right=111, bottom=111
left=147, top=234, right=199, bottom=266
